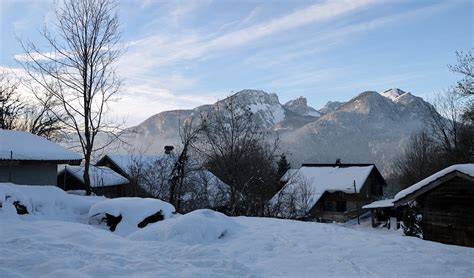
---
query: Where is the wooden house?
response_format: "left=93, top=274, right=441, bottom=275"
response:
left=0, top=130, right=81, bottom=186
left=393, top=164, right=474, bottom=247
left=273, top=163, right=386, bottom=222
left=57, top=165, right=130, bottom=198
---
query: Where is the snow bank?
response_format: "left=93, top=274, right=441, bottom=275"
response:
left=128, top=209, right=240, bottom=244
left=0, top=183, right=104, bottom=221
left=2, top=216, right=473, bottom=277
left=88, top=197, right=175, bottom=236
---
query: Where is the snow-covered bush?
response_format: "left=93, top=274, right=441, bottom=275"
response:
left=402, top=201, right=423, bottom=238
left=128, top=209, right=240, bottom=244
left=88, top=197, right=176, bottom=236
left=0, top=183, right=104, bottom=220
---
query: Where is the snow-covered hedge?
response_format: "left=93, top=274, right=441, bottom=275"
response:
left=128, top=209, right=240, bottom=244
left=0, top=183, right=104, bottom=221
left=88, top=197, right=176, bottom=236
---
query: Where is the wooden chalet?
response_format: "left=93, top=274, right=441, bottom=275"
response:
left=0, top=130, right=81, bottom=186
left=58, top=165, right=130, bottom=198
left=393, top=164, right=474, bottom=247
left=274, top=163, right=386, bottom=222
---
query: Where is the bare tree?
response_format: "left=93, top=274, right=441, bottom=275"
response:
left=19, top=0, right=124, bottom=195
left=21, top=87, right=66, bottom=140
left=449, top=49, right=473, bottom=97
left=195, top=95, right=280, bottom=216
left=0, top=71, right=64, bottom=140
left=271, top=172, right=314, bottom=219
left=169, top=117, right=205, bottom=211
left=393, top=129, right=439, bottom=188
left=0, top=71, right=24, bottom=130
left=425, top=91, right=464, bottom=153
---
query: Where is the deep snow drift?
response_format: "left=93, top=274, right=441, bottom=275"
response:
left=1, top=183, right=473, bottom=277
left=89, top=197, right=176, bottom=236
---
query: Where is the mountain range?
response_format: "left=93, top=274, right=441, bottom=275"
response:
left=120, top=88, right=433, bottom=175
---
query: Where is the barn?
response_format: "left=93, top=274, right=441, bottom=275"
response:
left=273, top=163, right=386, bottom=222
left=57, top=165, right=130, bottom=198
left=0, top=130, right=81, bottom=186
left=393, top=164, right=474, bottom=247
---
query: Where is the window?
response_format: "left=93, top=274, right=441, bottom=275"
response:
left=336, top=201, right=346, bottom=212
left=325, top=201, right=334, bottom=211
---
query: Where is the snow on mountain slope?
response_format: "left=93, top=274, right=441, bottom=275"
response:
left=281, top=90, right=432, bottom=173
left=228, top=89, right=286, bottom=128
left=117, top=88, right=433, bottom=173
left=381, top=88, right=406, bottom=101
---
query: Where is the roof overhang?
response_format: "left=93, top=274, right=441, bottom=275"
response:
left=393, top=171, right=474, bottom=207
left=0, top=159, right=81, bottom=165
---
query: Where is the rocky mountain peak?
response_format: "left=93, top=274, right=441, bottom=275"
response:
left=381, top=88, right=408, bottom=101
left=319, top=101, right=345, bottom=114
left=339, top=91, right=395, bottom=115
left=284, top=96, right=320, bottom=117
left=231, top=89, right=280, bottom=106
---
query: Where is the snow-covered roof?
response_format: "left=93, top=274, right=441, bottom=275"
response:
left=59, top=165, right=129, bottom=188
left=274, top=165, right=375, bottom=209
left=394, top=164, right=474, bottom=203
left=0, top=130, right=81, bottom=162
left=104, top=154, right=173, bottom=175
left=100, top=154, right=231, bottom=205
left=362, top=199, right=394, bottom=209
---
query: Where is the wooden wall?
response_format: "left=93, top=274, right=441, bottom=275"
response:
left=418, top=176, right=474, bottom=247
left=309, top=170, right=385, bottom=222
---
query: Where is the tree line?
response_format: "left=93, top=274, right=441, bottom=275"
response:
left=391, top=49, right=474, bottom=192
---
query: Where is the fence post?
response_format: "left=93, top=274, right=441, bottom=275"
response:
left=8, top=150, right=12, bottom=182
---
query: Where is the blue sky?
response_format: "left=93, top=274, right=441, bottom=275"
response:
left=0, top=0, right=472, bottom=126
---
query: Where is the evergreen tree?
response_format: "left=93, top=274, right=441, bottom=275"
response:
left=402, top=201, right=423, bottom=238
left=277, top=154, right=291, bottom=179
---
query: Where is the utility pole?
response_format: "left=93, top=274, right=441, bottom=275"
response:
left=354, top=180, right=360, bottom=225
left=63, top=165, right=67, bottom=190
left=8, top=151, right=12, bottom=182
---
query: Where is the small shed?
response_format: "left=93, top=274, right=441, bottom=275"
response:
left=0, top=130, right=81, bottom=186
left=272, top=163, right=386, bottom=222
left=393, top=164, right=474, bottom=247
left=58, top=165, right=130, bottom=198
left=362, top=199, right=403, bottom=229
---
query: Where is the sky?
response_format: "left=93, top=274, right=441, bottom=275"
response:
left=0, top=0, right=473, bottom=126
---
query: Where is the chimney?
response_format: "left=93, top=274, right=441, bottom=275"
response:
left=335, top=158, right=342, bottom=165
left=164, top=145, right=174, bottom=154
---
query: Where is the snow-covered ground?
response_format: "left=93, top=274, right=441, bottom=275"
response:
left=1, top=184, right=473, bottom=277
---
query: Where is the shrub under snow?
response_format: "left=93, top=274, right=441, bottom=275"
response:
left=88, top=197, right=176, bottom=236
left=128, top=209, right=240, bottom=244
left=0, top=183, right=104, bottom=221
